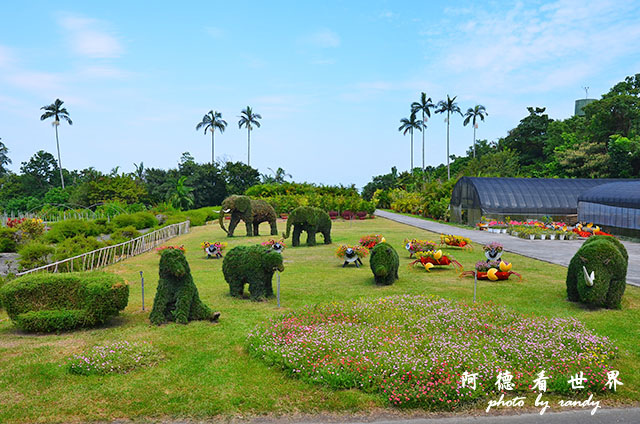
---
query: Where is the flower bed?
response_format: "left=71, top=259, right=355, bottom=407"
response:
left=248, top=295, right=617, bottom=409
left=65, top=341, right=163, bottom=375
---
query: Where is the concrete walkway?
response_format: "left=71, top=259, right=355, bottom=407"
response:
left=375, top=210, right=640, bottom=287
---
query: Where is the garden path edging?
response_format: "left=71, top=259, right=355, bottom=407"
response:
left=374, top=210, right=640, bottom=287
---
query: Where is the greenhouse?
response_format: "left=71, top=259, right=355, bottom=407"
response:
left=450, top=177, right=622, bottom=225
left=578, top=181, right=640, bottom=237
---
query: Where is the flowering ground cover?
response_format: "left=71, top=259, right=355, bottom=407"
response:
left=249, top=295, right=617, bottom=409
left=66, top=341, right=163, bottom=375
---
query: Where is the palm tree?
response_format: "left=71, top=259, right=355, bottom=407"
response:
left=40, top=99, right=72, bottom=188
left=411, top=93, right=434, bottom=170
left=168, top=176, right=194, bottom=210
left=435, top=95, right=463, bottom=180
left=463, top=105, right=488, bottom=159
left=398, top=112, right=423, bottom=171
left=238, top=106, right=262, bottom=166
left=196, top=110, right=227, bottom=164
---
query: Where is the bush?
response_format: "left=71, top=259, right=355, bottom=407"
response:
left=110, top=226, right=140, bottom=244
left=17, top=242, right=55, bottom=271
left=93, top=218, right=115, bottom=235
left=45, top=219, right=97, bottom=243
left=112, top=212, right=157, bottom=230
left=0, top=272, right=129, bottom=332
left=0, top=227, right=18, bottom=253
left=14, top=218, right=46, bottom=241
left=254, top=194, right=374, bottom=215
left=54, top=236, right=103, bottom=266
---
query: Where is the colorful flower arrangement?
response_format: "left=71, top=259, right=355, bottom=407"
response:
left=200, top=241, right=227, bottom=258
left=461, top=259, right=522, bottom=281
left=261, top=238, right=286, bottom=253
left=6, top=217, right=43, bottom=228
left=359, top=234, right=385, bottom=249
left=482, top=242, right=503, bottom=253
left=440, top=234, right=472, bottom=249
left=404, top=239, right=437, bottom=258
left=336, top=244, right=369, bottom=259
left=574, top=223, right=613, bottom=238
left=248, top=294, right=618, bottom=409
left=155, top=245, right=185, bottom=254
left=410, top=250, right=462, bottom=271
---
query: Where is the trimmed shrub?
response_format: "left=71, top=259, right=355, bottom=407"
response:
left=0, top=272, right=129, bottom=332
left=150, top=248, right=219, bottom=324
left=17, top=242, right=55, bottom=271
left=566, top=237, right=627, bottom=309
left=0, top=227, right=18, bottom=253
left=45, top=219, right=97, bottom=243
left=54, top=236, right=103, bottom=265
left=94, top=218, right=115, bottom=235
left=369, top=242, right=399, bottom=285
left=112, top=212, right=157, bottom=230
left=222, top=244, right=284, bottom=300
left=110, top=225, right=140, bottom=244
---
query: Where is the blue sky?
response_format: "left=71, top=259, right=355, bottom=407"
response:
left=1, top=1, right=640, bottom=188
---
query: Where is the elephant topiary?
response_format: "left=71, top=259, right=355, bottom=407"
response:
left=369, top=242, right=399, bottom=285
left=150, top=248, right=220, bottom=325
left=218, top=195, right=278, bottom=237
left=282, top=206, right=332, bottom=247
left=222, top=245, right=284, bottom=300
left=566, top=236, right=628, bottom=309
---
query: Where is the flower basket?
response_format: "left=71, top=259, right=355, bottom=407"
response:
left=440, top=234, right=472, bottom=249
left=201, top=241, right=227, bottom=258
left=461, top=260, right=522, bottom=281
left=261, top=239, right=286, bottom=254
left=336, top=244, right=368, bottom=268
left=404, top=239, right=437, bottom=258
left=410, top=250, right=462, bottom=271
left=359, top=234, right=385, bottom=249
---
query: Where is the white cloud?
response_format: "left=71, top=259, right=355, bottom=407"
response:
left=304, top=29, right=340, bottom=48
left=58, top=14, right=123, bottom=58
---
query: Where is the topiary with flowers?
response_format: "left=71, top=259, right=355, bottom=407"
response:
left=336, top=244, right=369, bottom=268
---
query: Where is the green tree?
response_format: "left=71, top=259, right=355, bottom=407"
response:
left=435, top=95, right=463, bottom=180
left=0, top=138, right=11, bottom=177
left=238, top=106, right=262, bottom=166
left=222, top=161, right=260, bottom=195
left=262, top=167, right=292, bottom=184
left=168, top=175, right=195, bottom=210
left=196, top=110, right=227, bottom=164
left=187, top=163, right=228, bottom=208
left=40, top=99, right=72, bottom=189
left=463, top=104, right=488, bottom=158
left=411, top=93, right=435, bottom=170
left=20, top=150, right=59, bottom=195
left=501, top=107, right=553, bottom=173
left=398, top=113, right=423, bottom=171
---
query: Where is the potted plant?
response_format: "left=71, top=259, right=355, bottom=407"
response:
left=558, top=230, right=566, bottom=240
left=356, top=211, right=367, bottom=220
left=328, top=210, right=339, bottom=220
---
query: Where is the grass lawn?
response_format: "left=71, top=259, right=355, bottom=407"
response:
left=1, top=217, right=639, bottom=423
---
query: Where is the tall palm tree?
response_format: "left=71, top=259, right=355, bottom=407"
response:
left=411, top=92, right=434, bottom=170
left=435, top=95, right=463, bottom=180
left=238, top=106, right=262, bottom=166
left=463, top=105, right=488, bottom=158
left=40, top=99, right=72, bottom=188
left=398, top=112, right=423, bottom=171
left=195, top=110, right=227, bottom=164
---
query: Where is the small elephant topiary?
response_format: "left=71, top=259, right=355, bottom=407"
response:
left=282, top=206, right=332, bottom=247
left=566, top=236, right=628, bottom=309
left=369, top=242, right=399, bottom=285
left=150, top=248, right=220, bottom=325
left=218, top=195, right=278, bottom=237
left=222, top=245, right=285, bottom=300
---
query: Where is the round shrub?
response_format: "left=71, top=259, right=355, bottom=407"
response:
left=0, top=272, right=129, bottom=332
left=0, top=227, right=18, bottom=253
left=45, top=219, right=96, bottom=243
left=110, top=226, right=140, bottom=243
left=113, top=212, right=157, bottom=230
left=369, top=242, right=399, bottom=285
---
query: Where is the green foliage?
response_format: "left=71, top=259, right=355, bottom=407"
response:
left=85, top=175, right=147, bottom=205
left=369, top=242, right=399, bottom=285
left=0, top=227, right=18, bottom=252
left=168, top=175, right=195, bottom=210
left=567, top=237, right=628, bottom=309
left=258, top=194, right=374, bottom=215
left=112, top=211, right=157, bottom=230
left=4, top=196, right=43, bottom=215
left=110, top=226, right=139, bottom=244
left=0, top=272, right=129, bottom=332
left=246, top=182, right=359, bottom=197
left=45, top=219, right=98, bottom=243
left=14, top=218, right=46, bottom=242
left=54, top=235, right=103, bottom=264
left=222, top=244, right=284, bottom=300
left=17, top=242, right=55, bottom=271
left=283, top=206, right=332, bottom=247
left=150, top=249, right=218, bottom=325
left=223, top=161, right=261, bottom=195
left=43, top=186, right=71, bottom=205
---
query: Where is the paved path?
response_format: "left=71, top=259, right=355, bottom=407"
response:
left=375, top=210, right=640, bottom=287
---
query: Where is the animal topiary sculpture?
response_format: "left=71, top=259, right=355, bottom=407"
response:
left=369, top=242, right=399, bottom=285
left=222, top=245, right=285, bottom=300
left=282, top=206, right=332, bottom=247
left=218, top=195, right=278, bottom=237
left=150, top=248, right=220, bottom=324
left=566, top=236, right=628, bottom=309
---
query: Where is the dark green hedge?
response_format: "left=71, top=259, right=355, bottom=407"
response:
left=0, top=272, right=129, bottom=332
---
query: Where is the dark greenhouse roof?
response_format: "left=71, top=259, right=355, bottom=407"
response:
left=450, top=177, right=628, bottom=215
left=578, top=181, right=640, bottom=209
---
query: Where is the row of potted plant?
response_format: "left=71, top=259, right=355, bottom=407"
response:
left=509, top=226, right=578, bottom=240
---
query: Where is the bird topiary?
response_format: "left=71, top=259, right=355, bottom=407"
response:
left=566, top=236, right=628, bottom=309
left=369, top=242, right=399, bottom=285
left=222, top=245, right=285, bottom=300
left=150, top=248, right=220, bottom=325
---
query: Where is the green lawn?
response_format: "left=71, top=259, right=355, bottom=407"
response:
left=1, top=217, right=639, bottom=423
